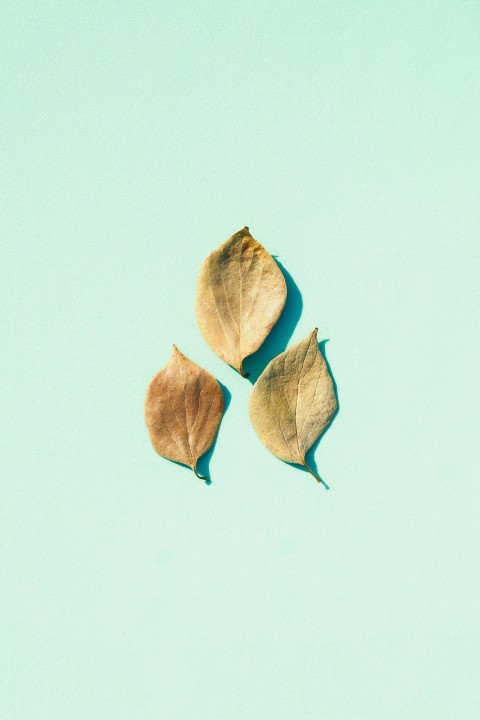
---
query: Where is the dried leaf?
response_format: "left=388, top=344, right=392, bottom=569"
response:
left=144, top=345, right=224, bottom=481
left=248, top=328, right=337, bottom=484
left=195, top=227, right=287, bottom=376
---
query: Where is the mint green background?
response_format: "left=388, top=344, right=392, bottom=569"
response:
left=2, top=2, right=479, bottom=718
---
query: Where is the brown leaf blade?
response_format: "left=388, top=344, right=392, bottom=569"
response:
left=144, top=345, right=224, bottom=481
left=248, top=329, right=337, bottom=484
left=195, top=227, right=287, bottom=376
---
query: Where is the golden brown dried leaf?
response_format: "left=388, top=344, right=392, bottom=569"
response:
left=195, top=227, right=287, bottom=376
left=248, top=329, right=337, bottom=484
left=144, top=345, right=224, bottom=481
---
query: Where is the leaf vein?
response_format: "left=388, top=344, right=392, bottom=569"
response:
left=207, top=263, right=237, bottom=360
left=269, top=374, right=294, bottom=463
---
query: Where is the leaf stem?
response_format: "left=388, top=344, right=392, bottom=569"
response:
left=239, top=361, right=249, bottom=378
left=192, top=463, right=209, bottom=482
left=302, top=459, right=329, bottom=489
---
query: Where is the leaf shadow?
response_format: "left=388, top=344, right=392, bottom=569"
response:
left=243, top=259, right=303, bottom=384
left=296, top=339, right=340, bottom=488
left=195, top=381, right=232, bottom=483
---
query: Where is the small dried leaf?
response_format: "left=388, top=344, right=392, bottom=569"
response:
left=248, top=328, right=337, bottom=484
left=195, top=227, right=287, bottom=376
left=144, top=345, right=224, bottom=481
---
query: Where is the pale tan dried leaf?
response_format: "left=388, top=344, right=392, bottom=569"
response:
left=248, top=328, right=337, bottom=484
left=195, top=227, right=287, bottom=376
left=144, top=345, right=224, bottom=481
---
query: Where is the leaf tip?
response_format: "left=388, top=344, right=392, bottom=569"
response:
left=171, top=344, right=184, bottom=362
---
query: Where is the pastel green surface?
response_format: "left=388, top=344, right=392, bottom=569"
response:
left=1, top=2, right=479, bottom=719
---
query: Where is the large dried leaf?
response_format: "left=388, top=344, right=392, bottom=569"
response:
left=195, top=227, right=287, bottom=376
left=144, top=345, right=224, bottom=481
left=249, top=328, right=337, bottom=484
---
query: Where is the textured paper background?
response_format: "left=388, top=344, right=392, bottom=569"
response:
left=2, top=2, right=479, bottom=718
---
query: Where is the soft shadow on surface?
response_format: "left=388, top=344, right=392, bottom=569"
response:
left=195, top=381, right=231, bottom=484
left=296, top=339, right=340, bottom=488
left=243, top=259, right=303, bottom=384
